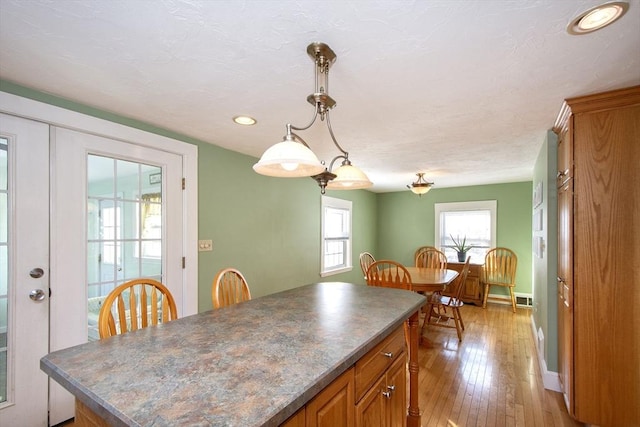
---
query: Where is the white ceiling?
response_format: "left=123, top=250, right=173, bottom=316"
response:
left=1, top=0, right=639, bottom=192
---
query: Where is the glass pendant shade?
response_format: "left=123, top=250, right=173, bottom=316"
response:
left=255, top=42, right=373, bottom=190
left=326, top=163, right=373, bottom=190
left=410, top=185, right=431, bottom=195
left=407, top=172, right=433, bottom=196
left=253, top=139, right=325, bottom=177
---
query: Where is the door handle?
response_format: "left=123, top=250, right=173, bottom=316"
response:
left=29, top=289, right=46, bottom=302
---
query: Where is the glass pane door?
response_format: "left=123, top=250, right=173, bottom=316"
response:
left=86, top=155, right=163, bottom=340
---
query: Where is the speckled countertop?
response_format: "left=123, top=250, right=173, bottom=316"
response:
left=41, top=282, right=425, bottom=427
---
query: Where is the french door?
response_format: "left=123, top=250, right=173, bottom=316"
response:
left=0, top=113, right=50, bottom=426
left=0, top=91, right=198, bottom=426
left=49, top=126, right=187, bottom=423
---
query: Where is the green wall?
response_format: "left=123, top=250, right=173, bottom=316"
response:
left=376, top=182, right=533, bottom=296
left=1, top=80, right=533, bottom=311
left=0, top=80, right=377, bottom=314
left=195, top=139, right=378, bottom=311
left=532, top=130, right=559, bottom=371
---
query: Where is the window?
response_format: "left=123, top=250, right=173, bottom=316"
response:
left=137, top=192, right=162, bottom=259
left=320, top=196, right=352, bottom=276
left=435, top=201, right=497, bottom=264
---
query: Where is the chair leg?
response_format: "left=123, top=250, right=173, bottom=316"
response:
left=455, top=307, right=465, bottom=331
left=482, top=284, right=490, bottom=308
left=452, top=309, right=463, bottom=342
left=420, top=302, right=434, bottom=337
left=509, top=287, right=517, bottom=313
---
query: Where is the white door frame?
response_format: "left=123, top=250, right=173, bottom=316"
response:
left=0, top=91, right=198, bottom=424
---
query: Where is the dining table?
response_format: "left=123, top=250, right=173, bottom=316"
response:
left=379, top=266, right=459, bottom=347
left=403, top=267, right=459, bottom=293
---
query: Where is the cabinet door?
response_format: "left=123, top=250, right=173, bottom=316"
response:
left=356, top=374, right=385, bottom=427
left=557, top=180, right=574, bottom=413
left=281, top=408, right=305, bottom=427
left=386, top=355, right=407, bottom=427
left=307, top=368, right=355, bottom=427
left=356, top=354, right=407, bottom=427
left=461, top=276, right=480, bottom=304
left=557, top=118, right=573, bottom=186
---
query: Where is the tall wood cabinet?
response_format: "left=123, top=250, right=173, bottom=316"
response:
left=553, top=86, right=640, bottom=427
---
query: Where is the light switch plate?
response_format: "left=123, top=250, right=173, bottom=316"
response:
left=198, top=239, right=213, bottom=252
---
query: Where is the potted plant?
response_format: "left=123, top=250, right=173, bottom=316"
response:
left=450, top=234, right=473, bottom=262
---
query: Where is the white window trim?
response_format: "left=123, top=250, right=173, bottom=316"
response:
left=320, top=196, right=353, bottom=277
left=435, top=200, right=497, bottom=263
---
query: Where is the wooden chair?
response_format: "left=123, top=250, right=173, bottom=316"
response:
left=422, top=257, right=471, bottom=341
left=359, top=252, right=376, bottom=279
left=365, top=260, right=413, bottom=290
left=212, top=268, right=251, bottom=308
left=414, top=246, right=437, bottom=262
left=366, top=260, right=413, bottom=347
left=415, top=247, right=447, bottom=269
left=98, top=278, right=178, bottom=339
left=482, top=247, right=518, bottom=312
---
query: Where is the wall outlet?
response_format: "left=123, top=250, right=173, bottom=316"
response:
left=198, top=239, right=213, bottom=252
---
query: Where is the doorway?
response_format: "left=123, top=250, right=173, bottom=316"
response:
left=0, top=93, right=198, bottom=426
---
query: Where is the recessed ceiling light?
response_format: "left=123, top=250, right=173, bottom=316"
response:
left=233, top=115, right=257, bottom=126
left=567, top=1, right=629, bottom=35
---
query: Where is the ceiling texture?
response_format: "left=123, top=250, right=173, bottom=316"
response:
left=1, top=0, right=639, bottom=192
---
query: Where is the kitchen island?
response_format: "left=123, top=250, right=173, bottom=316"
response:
left=41, top=282, right=426, bottom=426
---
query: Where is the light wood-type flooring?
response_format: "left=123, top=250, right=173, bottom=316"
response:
left=419, top=302, right=582, bottom=427
left=57, top=303, right=581, bottom=427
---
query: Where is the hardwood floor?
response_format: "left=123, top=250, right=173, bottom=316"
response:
left=418, top=303, right=582, bottom=427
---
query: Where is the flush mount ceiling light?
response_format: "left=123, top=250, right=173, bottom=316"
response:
left=253, top=42, right=372, bottom=193
left=567, top=1, right=629, bottom=35
left=407, top=173, right=433, bottom=196
left=233, top=115, right=257, bottom=126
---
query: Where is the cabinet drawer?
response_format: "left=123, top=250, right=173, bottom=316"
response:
left=354, top=326, right=405, bottom=402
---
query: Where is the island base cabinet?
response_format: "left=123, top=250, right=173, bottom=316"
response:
left=306, top=367, right=355, bottom=427
left=75, top=400, right=110, bottom=427
left=281, top=325, right=410, bottom=427
left=356, top=354, right=407, bottom=427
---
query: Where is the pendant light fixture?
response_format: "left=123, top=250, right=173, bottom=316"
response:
left=253, top=42, right=372, bottom=193
left=407, top=173, right=433, bottom=196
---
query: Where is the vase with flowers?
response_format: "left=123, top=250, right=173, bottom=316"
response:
left=450, top=234, right=473, bottom=262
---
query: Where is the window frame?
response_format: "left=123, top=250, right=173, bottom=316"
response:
left=320, top=196, right=353, bottom=277
left=434, top=200, right=497, bottom=264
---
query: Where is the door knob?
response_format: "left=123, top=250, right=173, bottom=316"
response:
left=29, top=289, right=46, bottom=302
left=30, top=267, right=45, bottom=278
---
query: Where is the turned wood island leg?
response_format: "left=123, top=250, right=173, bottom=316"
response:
left=407, top=310, right=421, bottom=427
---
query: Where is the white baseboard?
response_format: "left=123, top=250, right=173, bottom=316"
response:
left=530, top=315, right=561, bottom=392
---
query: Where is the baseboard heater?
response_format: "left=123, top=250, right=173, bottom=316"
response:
left=516, top=296, right=533, bottom=307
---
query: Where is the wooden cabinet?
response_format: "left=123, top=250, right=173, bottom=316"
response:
left=447, top=262, right=483, bottom=305
left=281, top=409, right=306, bottom=427
left=280, top=325, right=408, bottom=427
left=307, top=368, right=355, bottom=427
left=557, top=181, right=573, bottom=413
left=356, top=355, right=406, bottom=427
left=553, top=85, right=640, bottom=426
